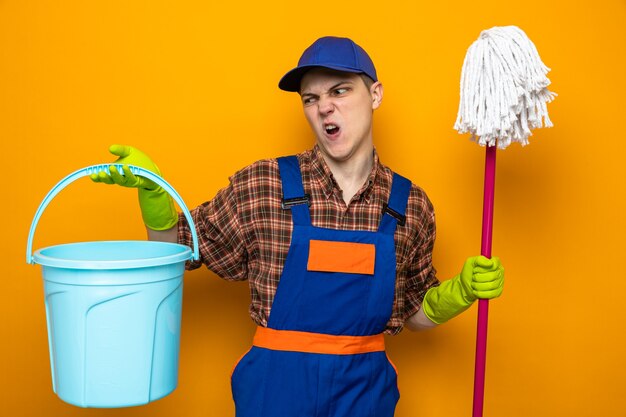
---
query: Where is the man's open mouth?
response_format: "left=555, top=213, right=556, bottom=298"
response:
left=324, top=124, right=340, bottom=135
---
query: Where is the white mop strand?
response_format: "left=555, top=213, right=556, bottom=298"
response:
left=454, top=26, right=557, bottom=149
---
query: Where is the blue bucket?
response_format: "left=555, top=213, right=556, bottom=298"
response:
left=26, top=164, right=199, bottom=408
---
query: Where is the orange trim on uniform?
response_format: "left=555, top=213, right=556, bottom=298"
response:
left=307, top=239, right=376, bottom=275
left=253, top=327, right=385, bottom=355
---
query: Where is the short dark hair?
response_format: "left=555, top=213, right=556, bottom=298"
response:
left=360, top=73, right=376, bottom=89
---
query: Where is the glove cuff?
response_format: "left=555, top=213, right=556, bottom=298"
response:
left=138, top=187, right=179, bottom=231
left=422, top=275, right=474, bottom=324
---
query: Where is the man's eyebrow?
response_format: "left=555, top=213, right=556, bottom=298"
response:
left=327, top=81, right=353, bottom=91
left=301, top=80, right=355, bottom=96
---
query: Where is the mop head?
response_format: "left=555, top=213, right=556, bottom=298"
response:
left=454, top=26, right=556, bottom=149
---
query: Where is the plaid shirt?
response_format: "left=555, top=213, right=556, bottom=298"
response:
left=178, top=146, right=439, bottom=335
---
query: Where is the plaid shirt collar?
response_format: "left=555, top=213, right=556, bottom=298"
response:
left=311, top=145, right=380, bottom=204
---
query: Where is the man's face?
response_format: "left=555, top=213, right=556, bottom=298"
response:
left=299, top=68, right=383, bottom=166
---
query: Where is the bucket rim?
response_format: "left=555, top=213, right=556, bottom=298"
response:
left=32, top=240, right=192, bottom=270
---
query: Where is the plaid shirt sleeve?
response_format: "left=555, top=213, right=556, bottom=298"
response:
left=399, top=186, right=440, bottom=325
left=177, top=181, right=248, bottom=281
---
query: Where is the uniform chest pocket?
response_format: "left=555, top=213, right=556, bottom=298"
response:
left=307, top=239, right=376, bottom=275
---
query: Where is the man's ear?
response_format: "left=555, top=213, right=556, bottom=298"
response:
left=371, top=82, right=383, bottom=110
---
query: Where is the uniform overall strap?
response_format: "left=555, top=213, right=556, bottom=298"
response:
left=378, top=173, right=411, bottom=234
left=277, top=156, right=311, bottom=226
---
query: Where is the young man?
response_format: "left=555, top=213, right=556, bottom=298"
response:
left=93, top=36, right=504, bottom=417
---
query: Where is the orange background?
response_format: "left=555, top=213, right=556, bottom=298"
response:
left=2, top=1, right=625, bottom=416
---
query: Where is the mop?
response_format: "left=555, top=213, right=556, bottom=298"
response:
left=453, top=26, right=556, bottom=417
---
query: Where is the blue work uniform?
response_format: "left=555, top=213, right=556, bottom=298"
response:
left=231, top=156, right=411, bottom=417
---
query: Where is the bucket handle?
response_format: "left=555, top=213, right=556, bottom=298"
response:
left=26, top=164, right=200, bottom=264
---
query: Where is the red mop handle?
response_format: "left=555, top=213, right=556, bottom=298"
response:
left=473, top=144, right=496, bottom=417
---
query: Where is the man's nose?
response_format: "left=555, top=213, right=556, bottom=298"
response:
left=317, top=95, right=334, bottom=115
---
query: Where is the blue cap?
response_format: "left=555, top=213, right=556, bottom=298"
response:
left=278, top=36, right=378, bottom=92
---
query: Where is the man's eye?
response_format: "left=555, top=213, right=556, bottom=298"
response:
left=303, top=97, right=316, bottom=105
left=333, top=88, right=348, bottom=96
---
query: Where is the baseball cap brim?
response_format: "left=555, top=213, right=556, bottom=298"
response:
left=278, top=65, right=367, bottom=93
